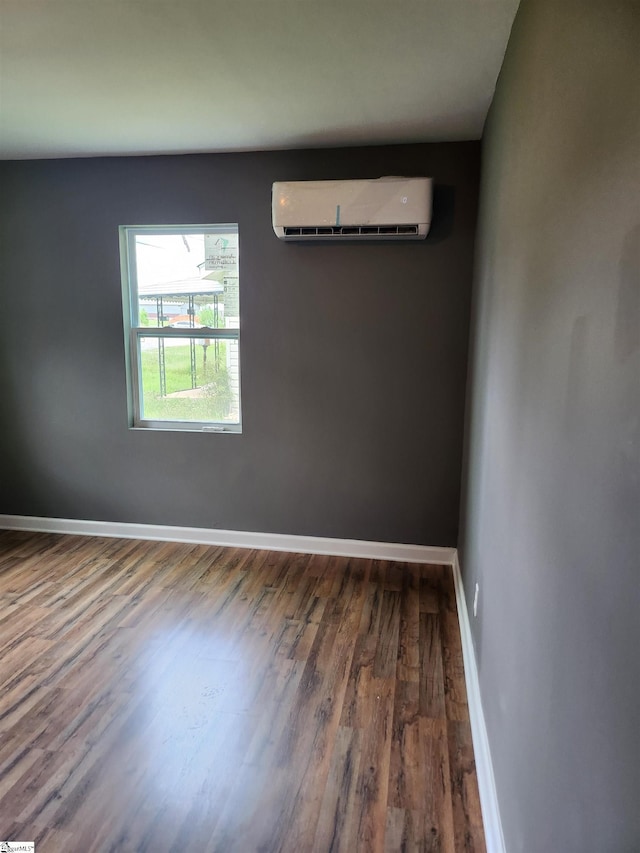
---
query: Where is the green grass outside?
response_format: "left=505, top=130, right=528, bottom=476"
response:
left=142, top=396, right=231, bottom=421
left=141, top=341, right=226, bottom=393
left=140, top=342, right=237, bottom=422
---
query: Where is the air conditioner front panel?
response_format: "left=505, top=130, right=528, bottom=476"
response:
left=272, top=177, right=432, bottom=240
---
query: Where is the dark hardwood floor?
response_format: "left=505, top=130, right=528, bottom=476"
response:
left=0, top=530, right=485, bottom=852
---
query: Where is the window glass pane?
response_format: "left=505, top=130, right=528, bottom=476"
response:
left=138, top=334, right=240, bottom=425
left=133, top=229, right=239, bottom=331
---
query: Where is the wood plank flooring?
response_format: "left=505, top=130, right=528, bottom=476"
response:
left=0, top=530, right=485, bottom=852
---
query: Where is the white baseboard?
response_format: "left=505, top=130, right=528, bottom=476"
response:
left=452, top=552, right=506, bottom=853
left=0, top=514, right=455, bottom=566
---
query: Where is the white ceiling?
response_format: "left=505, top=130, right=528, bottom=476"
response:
left=0, top=0, right=520, bottom=160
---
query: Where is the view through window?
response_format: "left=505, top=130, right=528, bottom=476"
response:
left=120, top=225, right=241, bottom=431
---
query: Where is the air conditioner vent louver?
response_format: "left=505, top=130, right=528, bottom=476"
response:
left=283, top=224, right=420, bottom=239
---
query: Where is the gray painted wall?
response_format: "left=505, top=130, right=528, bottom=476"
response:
left=0, top=143, right=479, bottom=545
left=459, top=2, right=639, bottom=851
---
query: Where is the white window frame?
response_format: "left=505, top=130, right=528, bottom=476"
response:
left=120, top=224, right=242, bottom=433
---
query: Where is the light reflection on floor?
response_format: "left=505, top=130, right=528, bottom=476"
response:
left=140, top=628, right=251, bottom=804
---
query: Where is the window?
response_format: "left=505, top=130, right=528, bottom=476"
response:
left=120, top=225, right=241, bottom=432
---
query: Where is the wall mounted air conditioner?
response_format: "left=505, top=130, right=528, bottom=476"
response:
left=272, top=177, right=432, bottom=241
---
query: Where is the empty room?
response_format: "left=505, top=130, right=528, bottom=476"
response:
left=0, top=1, right=638, bottom=852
